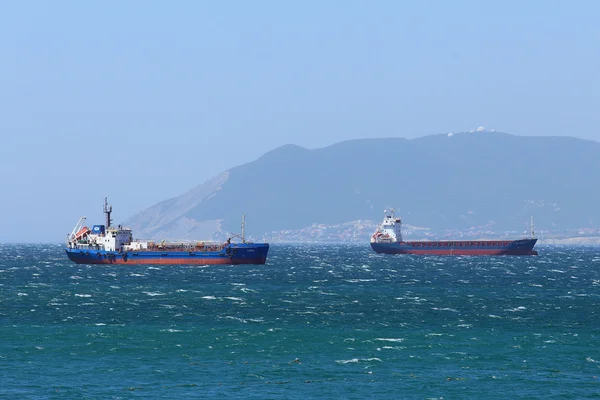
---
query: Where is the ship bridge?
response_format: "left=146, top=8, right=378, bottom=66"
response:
left=371, top=209, right=403, bottom=243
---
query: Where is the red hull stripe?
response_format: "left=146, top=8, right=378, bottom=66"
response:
left=383, top=249, right=536, bottom=256
left=73, top=258, right=265, bottom=265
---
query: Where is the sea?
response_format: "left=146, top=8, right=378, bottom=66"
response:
left=1, top=243, right=599, bottom=399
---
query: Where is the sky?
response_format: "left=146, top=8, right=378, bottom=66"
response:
left=1, top=0, right=599, bottom=242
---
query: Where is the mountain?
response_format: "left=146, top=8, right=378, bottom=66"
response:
left=124, top=132, right=600, bottom=241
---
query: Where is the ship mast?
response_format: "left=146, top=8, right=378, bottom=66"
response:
left=530, top=216, right=536, bottom=239
left=104, top=197, right=113, bottom=228
left=241, top=214, right=246, bottom=243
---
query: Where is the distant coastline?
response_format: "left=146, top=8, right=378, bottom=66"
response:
left=2, top=239, right=600, bottom=245
left=537, top=237, right=600, bottom=245
left=253, top=221, right=600, bottom=246
left=258, top=238, right=600, bottom=245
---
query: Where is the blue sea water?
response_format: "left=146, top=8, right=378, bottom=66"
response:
left=1, top=243, right=599, bottom=399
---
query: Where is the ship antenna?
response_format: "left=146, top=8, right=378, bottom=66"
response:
left=530, top=216, right=536, bottom=239
left=241, top=213, right=246, bottom=243
left=103, top=197, right=113, bottom=228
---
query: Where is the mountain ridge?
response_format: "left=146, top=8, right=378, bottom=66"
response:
left=124, top=131, right=600, bottom=241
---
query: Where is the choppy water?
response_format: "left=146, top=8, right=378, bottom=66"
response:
left=1, top=243, right=599, bottom=399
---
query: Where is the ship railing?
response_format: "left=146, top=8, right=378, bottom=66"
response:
left=141, top=243, right=228, bottom=252
left=132, top=239, right=224, bottom=245
left=128, top=240, right=229, bottom=252
left=68, top=243, right=103, bottom=250
left=107, top=225, right=132, bottom=232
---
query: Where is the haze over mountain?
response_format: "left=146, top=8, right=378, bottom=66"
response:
left=124, top=131, right=600, bottom=241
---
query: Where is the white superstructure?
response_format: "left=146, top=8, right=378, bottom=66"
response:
left=370, top=209, right=403, bottom=243
left=66, top=198, right=135, bottom=252
left=102, top=226, right=134, bottom=251
left=67, top=223, right=134, bottom=252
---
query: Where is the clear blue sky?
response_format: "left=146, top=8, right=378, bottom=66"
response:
left=1, top=0, right=599, bottom=242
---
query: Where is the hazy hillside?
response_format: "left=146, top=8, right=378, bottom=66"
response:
left=124, top=132, right=600, bottom=240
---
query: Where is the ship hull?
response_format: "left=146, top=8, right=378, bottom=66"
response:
left=65, top=243, right=269, bottom=265
left=371, top=239, right=538, bottom=256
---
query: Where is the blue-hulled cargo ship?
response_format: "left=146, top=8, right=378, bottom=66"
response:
left=370, top=209, right=538, bottom=256
left=65, top=198, right=269, bottom=265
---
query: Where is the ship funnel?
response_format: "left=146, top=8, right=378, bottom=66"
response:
left=103, top=197, right=113, bottom=228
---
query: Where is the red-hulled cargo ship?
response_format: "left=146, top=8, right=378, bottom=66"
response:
left=370, top=209, right=538, bottom=256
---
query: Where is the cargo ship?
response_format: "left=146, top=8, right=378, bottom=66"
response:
left=65, top=198, right=269, bottom=265
left=370, top=209, right=538, bottom=256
